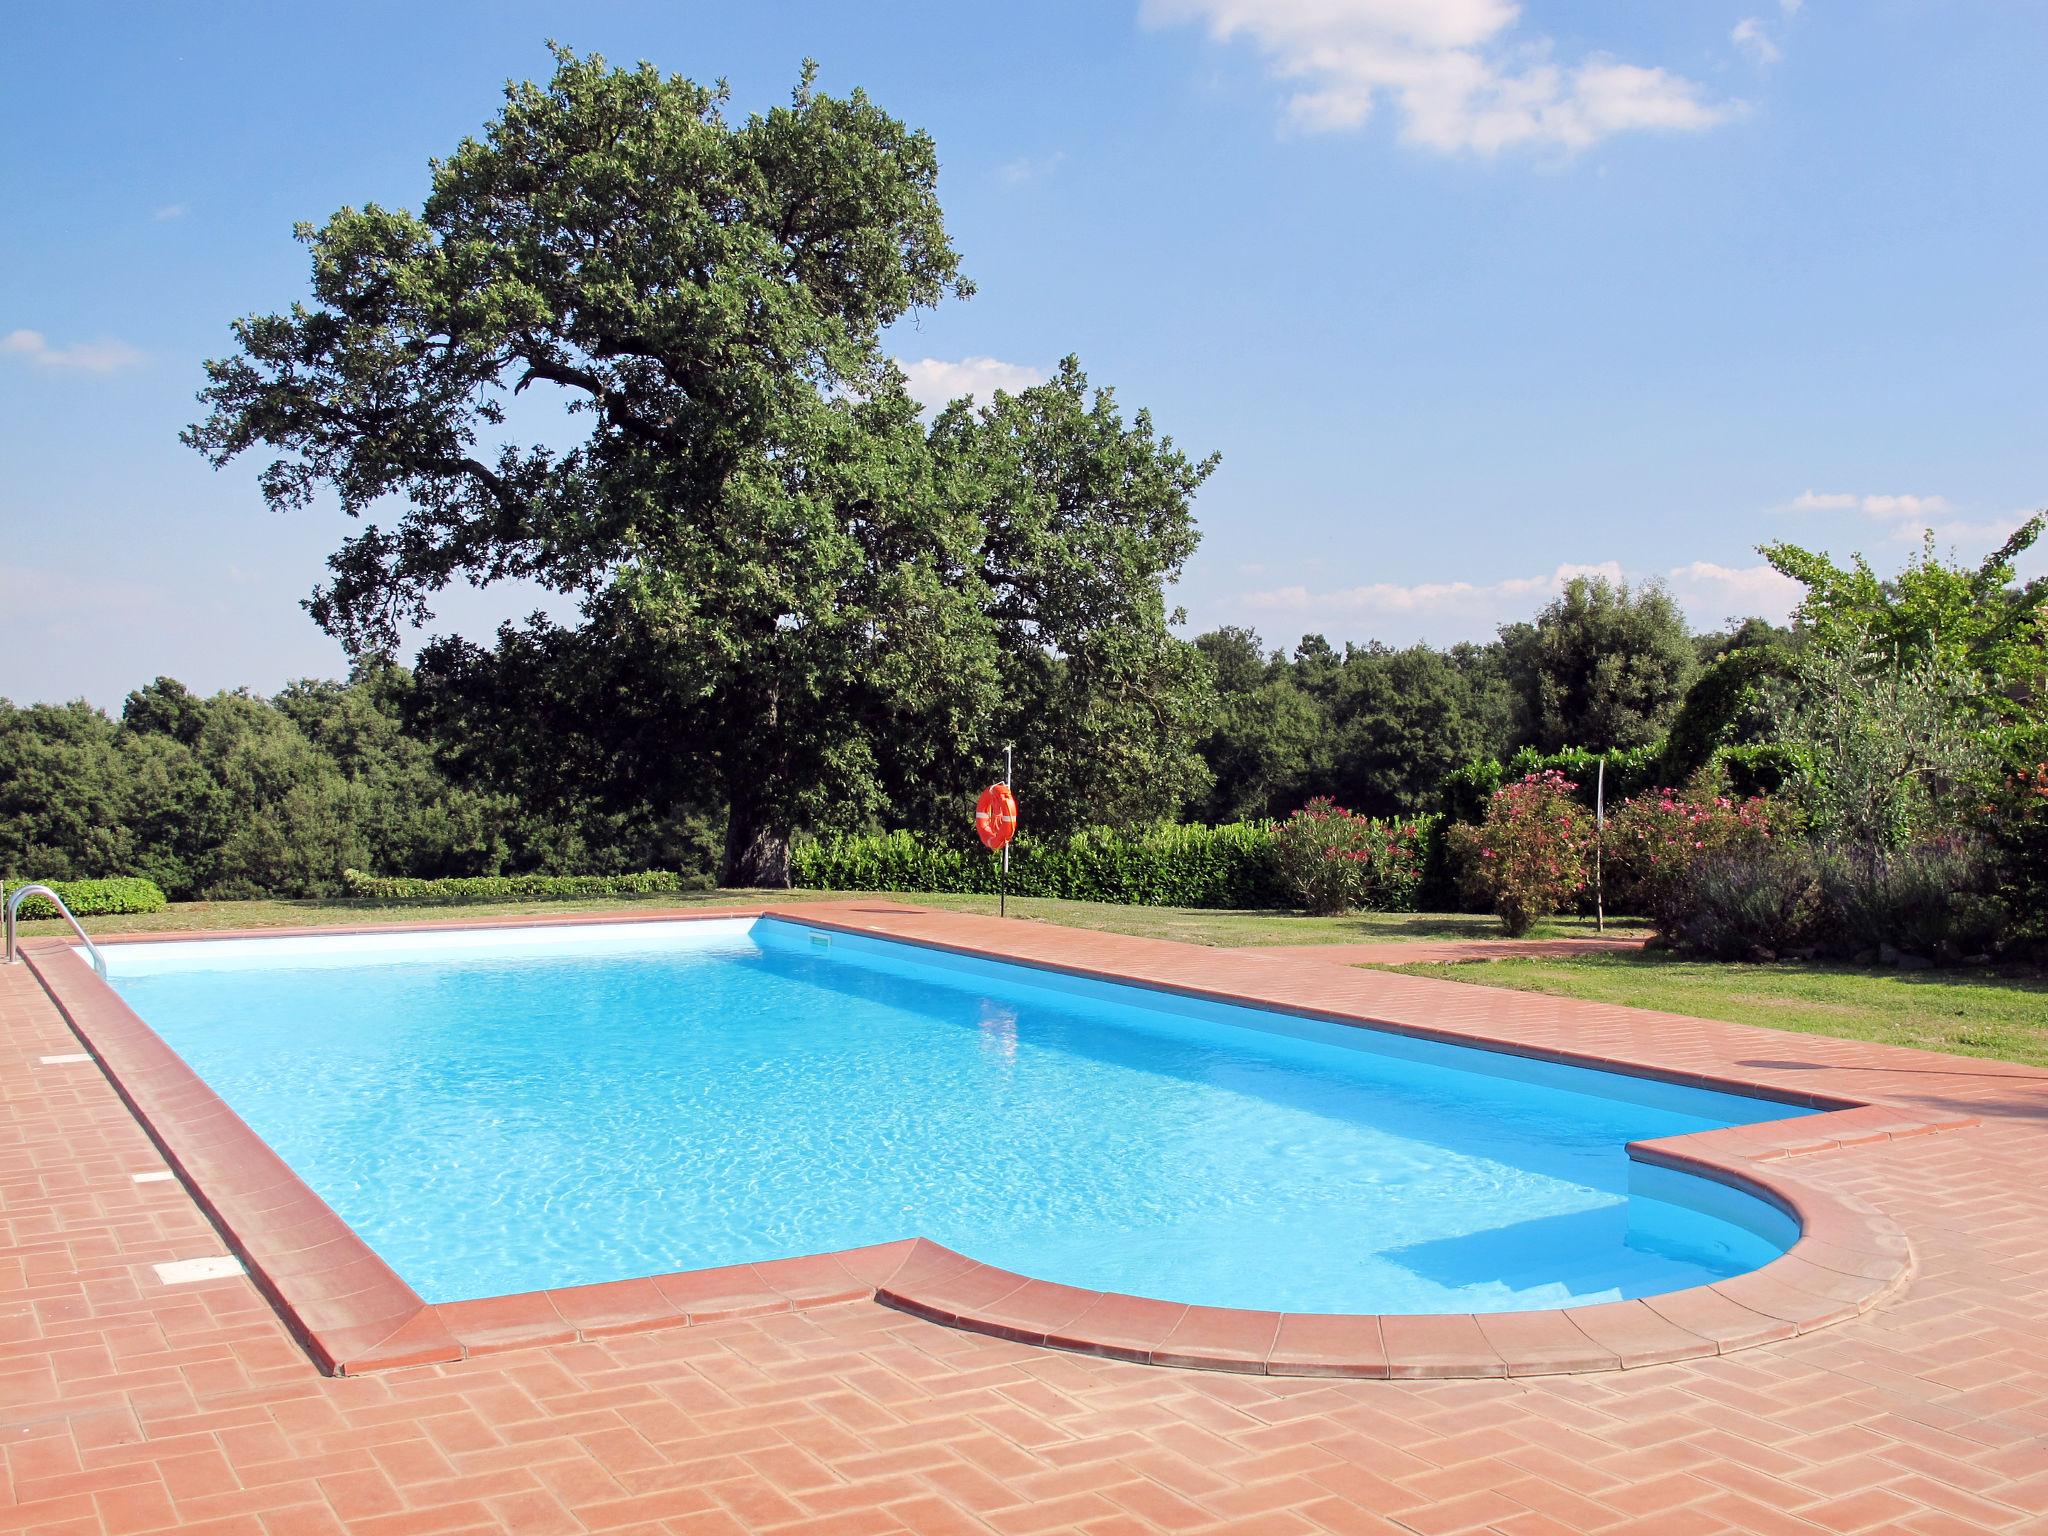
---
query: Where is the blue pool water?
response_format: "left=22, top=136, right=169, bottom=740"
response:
left=101, top=917, right=1808, bottom=1313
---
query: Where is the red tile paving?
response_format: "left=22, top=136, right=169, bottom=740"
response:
left=6, top=902, right=2048, bottom=1533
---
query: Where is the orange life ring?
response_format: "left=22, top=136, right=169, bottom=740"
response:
left=975, top=782, right=1018, bottom=851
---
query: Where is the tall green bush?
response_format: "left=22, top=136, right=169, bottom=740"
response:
left=339, top=869, right=706, bottom=903
left=793, top=822, right=1288, bottom=908
left=793, top=821, right=1375, bottom=909
left=1982, top=763, right=2048, bottom=939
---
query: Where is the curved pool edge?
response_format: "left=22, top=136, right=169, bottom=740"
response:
left=19, top=905, right=1973, bottom=1378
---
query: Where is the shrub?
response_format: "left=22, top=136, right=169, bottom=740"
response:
left=4, top=876, right=169, bottom=920
left=1439, top=745, right=1660, bottom=824
left=1982, top=762, right=2048, bottom=938
left=1657, top=645, right=1794, bottom=783
left=1268, top=799, right=1433, bottom=916
left=1446, top=771, right=1595, bottom=936
left=1656, top=838, right=2007, bottom=963
left=792, top=822, right=1296, bottom=909
left=1606, top=781, right=1777, bottom=925
left=339, top=869, right=708, bottom=903
left=1712, top=743, right=1806, bottom=799
left=1773, top=642, right=1993, bottom=849
left=1660, top=844, right=1826, bottom=960
left=1814, top=839, right=2006, bottom=962
left=1438, top=759, right=1506, bottom=825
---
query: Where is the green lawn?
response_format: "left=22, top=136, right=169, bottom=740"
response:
left=13, top=890, right=1636, bottom=947
left=1380, top=951, right=2048, bottom=1068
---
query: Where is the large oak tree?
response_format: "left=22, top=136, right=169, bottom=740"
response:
left=186, top=48, right=1214, bottom=884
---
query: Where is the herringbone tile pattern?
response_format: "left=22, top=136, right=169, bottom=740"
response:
left=6, top=937, right=2047, bottom=1534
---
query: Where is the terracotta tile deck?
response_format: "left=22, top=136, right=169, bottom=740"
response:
left=6, top=902, right=2048, bottom=1533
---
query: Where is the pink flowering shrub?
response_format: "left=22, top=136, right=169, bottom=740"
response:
left=1446, top=770, right=1594, bottom=936
left=1271, top=797, right=1431, bottom=915
left=1607, top=781, right=1776, bottom=923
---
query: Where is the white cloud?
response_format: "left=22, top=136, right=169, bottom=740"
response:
left=1731, top=18, right=1781, bottom=65
left=1664, top=560, right=1802, bottom=625
left=897, top=356, right=1045, bottom=413
left=152, top=203, right=187, bottom=221
left=1883, top=511, right=2042, bottom=550
left=1141, top=0, right=1738, bottom=155
left=1244, top=560, right=1624, bottom=619
left=1237, top=556, right=1809, bottom=640
left=1789, top=489, right=1954, bottom=520
left=2, top=328, right=146, bottom=374
left=998, top=151, right=1067, bottom=185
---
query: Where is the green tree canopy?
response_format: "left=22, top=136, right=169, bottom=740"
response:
left=1498, top=576, right=1698, bottom=754
left=1326, top=642, right=1514, bottom=816
left=1760, top=514, right=2047, bottom=716
left=185, top=48, right=1214, bottom=882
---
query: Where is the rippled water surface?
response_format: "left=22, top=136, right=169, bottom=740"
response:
left=106, top=918, right=1807, bottom=1311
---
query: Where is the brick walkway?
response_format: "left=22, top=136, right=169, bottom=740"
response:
left=6, top=908, right=2048, bottom=1534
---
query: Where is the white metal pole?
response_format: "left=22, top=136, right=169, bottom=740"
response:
left=1595, top=758, right=1606, bottom=935
left=1001, top=744, right=1013, bottom=917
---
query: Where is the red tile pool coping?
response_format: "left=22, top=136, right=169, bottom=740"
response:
left=17, top=903, right=1978, bottom=1381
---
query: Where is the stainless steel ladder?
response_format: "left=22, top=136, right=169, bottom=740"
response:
left=4, top=884, right=109, bottom=979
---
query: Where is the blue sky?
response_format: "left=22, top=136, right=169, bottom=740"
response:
left=4, top=0, right=2044, bottom=707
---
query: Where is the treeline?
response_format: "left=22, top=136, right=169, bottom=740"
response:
left=0, top=669, right=719, bottom=901
left=0, top=577, right=1726, bottom=899
left=4, top=525, right=2043, bottom=908
left=1191, top=583, right=1774, bottom=824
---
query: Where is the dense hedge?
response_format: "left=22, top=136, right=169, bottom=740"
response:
left=339, top=868, right=709, bottom=903
left=5, top=876, right=168, bottom=919
left=793, top=823, right=1297, bottom=908
left=1439, top=745, right=1662, bottom=823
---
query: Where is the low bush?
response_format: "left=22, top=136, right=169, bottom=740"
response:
left=1269, top=798, right=1434, bottom=915
left=1815, top=839, right=2005, bottom=962
left=4, top=876, right=168, bottom=919
left=339, top=869, right=709, bottom=903
left=1446, top=770, right=1595, bottom=936
left=1655, top=838, right=2007, bottom=963
left=793, top=822, right=1295, bottom=908
left=1660, top=844, right=1826, bottom=960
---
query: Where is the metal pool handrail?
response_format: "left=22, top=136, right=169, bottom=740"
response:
left=4, top=884, right=108, bottom=979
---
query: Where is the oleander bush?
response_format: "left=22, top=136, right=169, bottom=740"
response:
left=1439, top=745, right=1661, bottom=824
left=4, top=876, right=168, bottom=919
left=339, top=869, right=710, bottom=903
left=1606, top=780, right=1778, bottom=925
left=1268, top=798, right=1434, bottom=916
left=1446, top=770, right=1596, bottom=936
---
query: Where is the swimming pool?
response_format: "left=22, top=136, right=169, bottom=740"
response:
left=101, top=915, right=1810, bottom=1316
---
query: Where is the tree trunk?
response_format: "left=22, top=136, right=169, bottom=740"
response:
left=722, top=797, right=793, bottom=888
